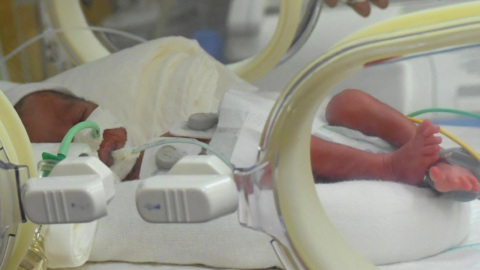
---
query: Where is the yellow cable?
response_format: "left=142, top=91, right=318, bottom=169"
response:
left=408, top=117, right=480, bottom=163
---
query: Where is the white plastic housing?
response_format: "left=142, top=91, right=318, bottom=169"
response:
left=137, top=155, right=237, bottom=223
left=136, top=175, right=237, bottom=223
left=22, top=157, right=117, bottom=224
left=168, top=155, right=233, bottom=178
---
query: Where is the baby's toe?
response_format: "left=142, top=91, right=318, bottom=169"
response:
left=459, top=177, right=473, bottom=191
left=422, top=145, right=441, bottom=155
left=418, top=121, right=440, bottom=137
left=430, top=166, right=445, bottom=183
left=468, top=176, right=480, bottom=193
left=424, top=135, right=442, bottom=146
left=417, top=120, right=431, bottom=133
left=446, top=175, right=462, bottom=190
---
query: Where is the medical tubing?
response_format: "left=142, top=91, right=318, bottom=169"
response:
left=131, top=138, right=234, bottom=170
left=57, top=121, right=101, bottom=158
left=1, top=26, right=147, bottom=64
left=407, top=108, right=480, bottom=119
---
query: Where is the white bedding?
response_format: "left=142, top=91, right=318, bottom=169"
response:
left=59, top=200, right=480, bottom=270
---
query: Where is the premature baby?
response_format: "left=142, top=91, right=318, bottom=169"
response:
left=12, top=88, right=480, bottom=194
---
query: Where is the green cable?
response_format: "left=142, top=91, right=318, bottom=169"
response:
left=42, top=121, right=101, bottom=161
left=407, top=108, right=480, bottom=120
left=131, top=138, right=235, bottom=170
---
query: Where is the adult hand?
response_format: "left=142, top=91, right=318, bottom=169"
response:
left=324, top=0, right=389, bottom=17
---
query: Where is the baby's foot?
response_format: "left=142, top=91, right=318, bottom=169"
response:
left=387, top=120, right=442, bottom=185
left=429, top=162, right=480, bottom=193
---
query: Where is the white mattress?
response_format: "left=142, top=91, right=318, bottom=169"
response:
left=62, top=200, right=480, bottom=270
left=64, top=125, right=480, bottom=270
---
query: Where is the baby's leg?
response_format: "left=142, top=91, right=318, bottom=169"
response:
left=323, top=89, right=441, bottom=185
left=311, top=120, right=440, bottom=184
left=326, top=89, right=415, bottom=147
left=324, top=89, right=479, bottom=191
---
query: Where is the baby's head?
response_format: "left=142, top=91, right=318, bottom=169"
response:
left=15, top=90, right=127, bottom=168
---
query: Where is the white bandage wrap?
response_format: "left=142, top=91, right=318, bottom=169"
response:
left=74, top=106, right=136, bottom=181
left=74, top=107, right=122, bottom=151
left=47, top=37, right=257, bottom=147
left=110, top=149, right=140, bottom=181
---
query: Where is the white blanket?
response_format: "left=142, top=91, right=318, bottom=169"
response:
left=46, top=37, right=257, bottom=147
left=84, top=180, right=470, bottom=268
left=88, top=181, right=282, bottom=269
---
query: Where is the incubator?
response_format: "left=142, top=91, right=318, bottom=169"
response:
left=2, top=1, right=480, bottom=270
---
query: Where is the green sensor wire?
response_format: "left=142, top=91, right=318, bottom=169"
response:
left=408, top=108, right=480, bottom=120
left=41, top=121, right=101, bottom=162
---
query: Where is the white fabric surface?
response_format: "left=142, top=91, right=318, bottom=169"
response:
left=88, top=181, right=282, bottom=269
left=60, top=201, right=480, bottom=270
left=317, top=180, right=470, bottom=265
left=44, top=222, right=98, bottom=269
left=0, top=81, right=20, bottom=92
left=380, top=200, right=480, bottom=270
left=46, top=37, right=257, bottom=147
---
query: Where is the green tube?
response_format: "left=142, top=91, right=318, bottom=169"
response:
left=57, top=121, right=101, bottom=158
left=40, top=121, right=100, bottom=177
left=407, top=108, right=480, bottom=120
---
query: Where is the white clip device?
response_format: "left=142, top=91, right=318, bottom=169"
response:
left=136, top=155, right=238, bottom=223
left=22, top=157, right=117, bottom=224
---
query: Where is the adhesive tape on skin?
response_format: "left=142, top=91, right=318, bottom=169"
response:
left=111, top=149, right=139, bottom=181
left=74, top=107, right=124, bottom=150
left=74, top=106, right=137, bottom=181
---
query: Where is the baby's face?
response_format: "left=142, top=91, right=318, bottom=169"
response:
left=17, top=91, right=127, bottom=167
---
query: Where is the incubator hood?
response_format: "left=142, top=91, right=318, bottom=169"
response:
left=248, top=2, right=480, bottom=269
left=1, top=1, right=480, bottom=270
